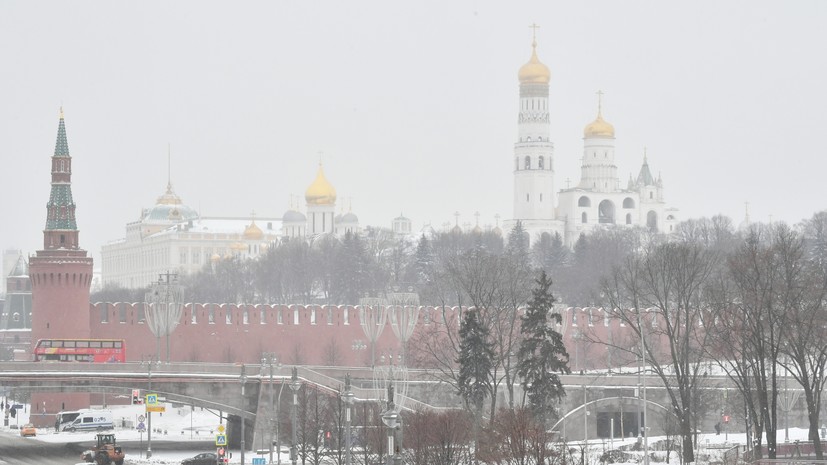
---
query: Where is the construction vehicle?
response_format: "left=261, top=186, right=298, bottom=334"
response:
left=79, top=433, right=125, bottom=465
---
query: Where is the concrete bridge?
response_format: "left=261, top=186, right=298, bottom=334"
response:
left=0, top=362, right=791, bottom=447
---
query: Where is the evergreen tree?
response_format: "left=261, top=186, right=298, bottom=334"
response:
left=531, top=231, right=569, bottom=277
left=456, top=309, right=494, bottom=414
left=516, top=271, right=570, bottom=425
left=505, top=221, right=530, bottom=264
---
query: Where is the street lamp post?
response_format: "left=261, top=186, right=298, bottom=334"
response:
left=241, top=365, right=247, bottom=465
left=262, top=354, right=279, bottom=464
left=381, top=385, right=399, bottom=465
left=141, top=358, right=155, bottom=459
left=636, top=308, right=650, bottom=465
left=289, top=367, right=301, bottom=465
left=343, top=374, right=355, bottom=465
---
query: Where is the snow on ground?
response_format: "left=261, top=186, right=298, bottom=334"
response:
left=3, top=402, right=287, bottom=464
left=2, top=402, right=823, bottom=464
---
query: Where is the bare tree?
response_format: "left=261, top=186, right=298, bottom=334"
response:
left=600, top=241, right=719, bottom=464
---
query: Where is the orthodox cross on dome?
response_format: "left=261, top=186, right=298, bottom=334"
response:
left=454, top=211, right=460, bottom=226
left=494, top=213, right=500, bottom=227
left=529, top=23, right=540, bottom=45
left=566, top=177, right=571, bottom=189
left=596, top=90, right=604, bottom=115
left=474, top=211, right=480, bottom=226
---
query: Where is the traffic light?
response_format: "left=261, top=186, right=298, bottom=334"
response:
left=217, top=447, right=227, bottom=464
left=132, top=389, right=142, bottom=405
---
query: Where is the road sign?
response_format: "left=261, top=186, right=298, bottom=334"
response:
left=252, top=459, right=266, bottom=465
left=137, top=422, right=145, bottom=432
left=145, top=394, right=158, bottom=406
left=216, top=434, right=227, bottom=446
left=146, top=405, right=165, bottom=413
left=138, top=415, right=145, bottom=422
left=217, top=424, right=225, bottom=433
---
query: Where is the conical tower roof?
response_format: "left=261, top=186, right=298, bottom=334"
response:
left=9, top=255, right=28, bottom=277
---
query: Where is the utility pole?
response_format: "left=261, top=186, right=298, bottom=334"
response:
left=241, top=365, right=247, bottom=465
left=290, top=368, right=301, bottom=465
left=343, top=374, right=355, bottom=465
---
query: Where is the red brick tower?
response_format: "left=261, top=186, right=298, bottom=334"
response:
left=29, top=108, right=93, bottom=341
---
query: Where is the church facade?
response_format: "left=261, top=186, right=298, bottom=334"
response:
left=504, top=37, right=678, bottom=245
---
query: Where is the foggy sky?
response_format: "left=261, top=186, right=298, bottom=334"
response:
left=1, top=1, right=826, bottom=263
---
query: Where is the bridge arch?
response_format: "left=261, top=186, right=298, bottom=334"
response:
left=552, top=396, right=674, bottom=441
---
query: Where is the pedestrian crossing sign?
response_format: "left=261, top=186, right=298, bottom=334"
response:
left=216, top=434, right=227, bottom=446
left=145, top=393, right=158, bottom=406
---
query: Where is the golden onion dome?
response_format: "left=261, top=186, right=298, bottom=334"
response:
left=230, top=242, right=247, bottom=251
left=210, top=253, right=221, bottom=262
left=305, top=164, right=337, bottom=206
left=584, top=111, right=615, bottom=138
left=243, top=221, right=263, bottom=240
left=518, top=41, right=550, bottom=84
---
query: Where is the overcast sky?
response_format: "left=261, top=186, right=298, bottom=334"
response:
left=1, top=1, right=825, bottom=264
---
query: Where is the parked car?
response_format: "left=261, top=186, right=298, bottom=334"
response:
left=181, top=452, right=217, bottom=465
left=20, top=423, right=36, bottom=437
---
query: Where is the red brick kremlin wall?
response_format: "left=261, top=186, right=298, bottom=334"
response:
left=82, top=303, right=670, bottom=370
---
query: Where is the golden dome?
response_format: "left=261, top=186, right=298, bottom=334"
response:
left=210, top=253, right=221, bottom=262
left=584, top=111, right=615, bottom=138
left=518, top=41, right=550, bottom=84
left=243, top=221, right=263, bottom=240
left=305, top=164, right=337, bottom=206
left=230, top=242, right=247, bottom=251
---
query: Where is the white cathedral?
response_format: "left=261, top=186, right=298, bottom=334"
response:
left=503, top=36, right=678, bottom=245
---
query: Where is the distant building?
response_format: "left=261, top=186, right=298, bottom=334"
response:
left=102, top=162, right=366, bottom=288
left=100, top=177, right=282, bottom=288
left=1, top=249, right=22, bottom=295
left=505, top=34, right=678, bottom=245
left=0, top=255, right=31, bottom=330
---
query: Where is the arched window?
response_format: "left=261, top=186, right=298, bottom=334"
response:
left=538, top=156, right=544, bottom=169
left=647, top=211, right=658, bottom=231
left=581, top=212, right=588, bottom=223
left=650, top=191, right=653, bottom=199
left=623, top=198, right=635, bottom=209
left=626, top=213, right=632, bottom=225
left=598, top=200, right=616, bottom=224
left=578, top=196, right=591, bottom=207
left=524, top=156, right=531, bottom=169
left=515, top=157, right=519, bottom=170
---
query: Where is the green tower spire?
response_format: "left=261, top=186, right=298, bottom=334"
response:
left=44, top=108, right=78, bottom=234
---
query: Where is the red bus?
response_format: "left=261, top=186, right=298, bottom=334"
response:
left=34, top=339, right=126, bottom=362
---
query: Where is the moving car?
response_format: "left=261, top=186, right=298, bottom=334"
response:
left=181, top=452, right=218, bottom=465
left=20, top=423, right=36, bottom=437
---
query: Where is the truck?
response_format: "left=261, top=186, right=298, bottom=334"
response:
left=60, top=409, right=114, bottom=432
left=80, top=433, right=125, bottom=465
